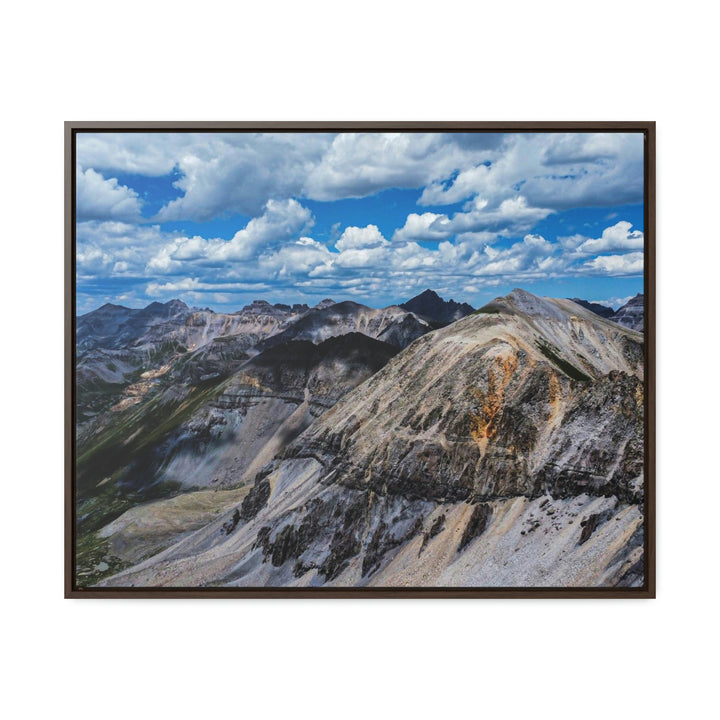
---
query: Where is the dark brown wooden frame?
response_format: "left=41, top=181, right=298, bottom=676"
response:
left=65, top=121, right=655, bottom=598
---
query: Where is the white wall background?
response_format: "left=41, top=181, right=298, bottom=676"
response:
left=1, top=2, right=716, bottom=718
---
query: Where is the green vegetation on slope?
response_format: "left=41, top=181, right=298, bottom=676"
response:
left=77, top=375, right=229, bottom=497
left=75, top=373, right=232, bottom=580
left=472, top=304, right=502, bottom=314
left=535, top=340, right=591, bottom=382
left=75, top=531, right=130, bottom=588
left=75, top=486, right=251, bottom=587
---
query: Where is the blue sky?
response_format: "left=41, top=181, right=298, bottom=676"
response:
left=75, top=131, right=644, bottom=314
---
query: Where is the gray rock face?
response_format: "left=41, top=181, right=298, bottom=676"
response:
left=236, top=299, right=310, bottom=317
left=97, top=290, right=645, bottom=590
left=612, top=294, right=644, bottom=332
left=77, top=298, right=305, bottom=356
left=77, top=299, right=192, bottom=352
left=75, top=299, right=309, bottom=429
left=170, top=335, right=254, bottom=384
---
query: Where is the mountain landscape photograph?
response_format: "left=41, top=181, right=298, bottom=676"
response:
left=71, top=127, right=650, bottom=593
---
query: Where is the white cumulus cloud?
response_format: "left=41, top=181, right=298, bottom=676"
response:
left=77, top=131, right=644, bottom=228
left=335, top=224, right=388, bottom=251
left=76, top=167, right=143, bottom=222
left=393, top=213, right=451, bottom=243
left=576, top=221, right=644, bottom=254
left=419, top=133, right=643, bottom=211
left=584, top=252, right=644, bottom=275
left=145, top=198, right=314, bottom=274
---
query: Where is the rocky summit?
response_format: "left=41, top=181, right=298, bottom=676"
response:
left=400, top=288, right=475, bottom=326
left=82, top=288, right=645, bottom=590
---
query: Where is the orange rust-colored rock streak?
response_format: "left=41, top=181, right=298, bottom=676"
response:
left=469, top=353, right=518, bottom=448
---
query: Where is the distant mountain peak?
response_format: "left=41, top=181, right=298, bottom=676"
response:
left=613, top=294, right=644, bottom=332
left=165, top=298, right=189, bottom=311
left=568, top=298, right=615, bottom=319
left=506, top=287, right=534, bottom=302
left=140, top=299, right=190, bottom=318
left=314, top=298, right=336, bottom=310
left=95, top=302, right=130, bottom=313
left=500, top=289, right=567, bottom=318
left=238, top=299, right=304, bottom=318
left=400, top=289, right=474, bottom=327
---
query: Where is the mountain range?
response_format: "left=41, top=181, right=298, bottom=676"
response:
left=569, top=294, right=644, bottom=331
left=74, top=288, right=645, bottom=588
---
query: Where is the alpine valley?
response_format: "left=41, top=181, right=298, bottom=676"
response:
left=75, top=289, right=645, bottom=588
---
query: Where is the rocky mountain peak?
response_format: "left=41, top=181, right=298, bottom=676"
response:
left=141, top=299, right=190, bottom=318
left=243, top=300, right=273, bottom=311
left=271, top=302, right=309, bottom=313
left=98, top=302, right=129, bottom=312
left=400, top=288, right=475, bottom=326
left=498, top=288, right=570, bottom=320
left=237, top=300, right=300, bottom=318
left=80, top=302, right=132, bottom=319
left=314, top=298, right=337, bottom=310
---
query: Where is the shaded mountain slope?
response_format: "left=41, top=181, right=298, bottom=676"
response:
left=241, top=332, right=398, bottom=404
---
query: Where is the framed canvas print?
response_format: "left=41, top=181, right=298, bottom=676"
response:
left=65, top=122, right=654, bottom=597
